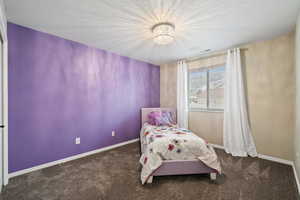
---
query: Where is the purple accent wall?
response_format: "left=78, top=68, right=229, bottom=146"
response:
left=8, top=23, right=160, bottom=173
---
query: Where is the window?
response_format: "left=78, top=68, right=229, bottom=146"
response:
left=188, top=65, right=225, bottom=111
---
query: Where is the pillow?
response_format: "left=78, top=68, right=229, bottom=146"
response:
left=147, top=111, right=175, bottom=126
left=147, top=111, right=161, bottom=126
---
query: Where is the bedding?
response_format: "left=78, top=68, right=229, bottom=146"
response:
left=139, top=123, right=221, bottom=184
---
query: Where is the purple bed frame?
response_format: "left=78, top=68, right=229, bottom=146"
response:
left=141, top=108, right=217, bottom=184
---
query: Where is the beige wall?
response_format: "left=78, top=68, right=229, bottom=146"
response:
left=160, top=31, right=295, bottom=160
left=160, top=62, right=177, bottom=108
left=295, top=13, right=300, bottom=183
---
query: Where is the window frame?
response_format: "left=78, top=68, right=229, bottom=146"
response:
left=188, top=64, right=225, bottom=112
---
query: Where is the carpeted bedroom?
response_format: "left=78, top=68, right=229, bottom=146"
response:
left=0, top=1, right=299, bottom=200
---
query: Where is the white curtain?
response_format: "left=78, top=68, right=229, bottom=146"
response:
left=223, top=48, right=257, bottom=157
left=177, top=60, right=188, bottom=128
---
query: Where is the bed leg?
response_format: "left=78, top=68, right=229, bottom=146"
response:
left=210, top=173, right=217, bottom=180
left=147, top=176, right=153, bottom=184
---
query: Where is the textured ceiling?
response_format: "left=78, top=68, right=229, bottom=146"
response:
left=4, top=0, right=300, bottom=65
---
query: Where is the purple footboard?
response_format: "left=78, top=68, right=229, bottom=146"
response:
left=153, top=159, right=217, bottom=176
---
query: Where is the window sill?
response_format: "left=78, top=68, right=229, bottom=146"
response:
left=189, top=109, right=224, bottom=113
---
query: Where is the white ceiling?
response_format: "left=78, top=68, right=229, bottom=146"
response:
left=4, top=0, right=300, bottom=65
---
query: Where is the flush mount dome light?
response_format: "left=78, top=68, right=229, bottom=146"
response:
left=152, top=22, right=175, bottom=45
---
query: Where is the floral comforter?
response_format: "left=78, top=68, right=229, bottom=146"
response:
left=139, top=123, right=221, bottom=184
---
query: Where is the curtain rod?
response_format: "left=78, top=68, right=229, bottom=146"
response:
left=186, top=48, right=249, bottom=63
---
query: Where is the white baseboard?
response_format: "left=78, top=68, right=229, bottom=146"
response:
left=209, top=143, right=224, bottom=150
left=292, top=163, right=300, bottom=194
left=257, top=154, right=293, bottom=165
left=9, top=138, right=139, bottom=178
left=209, top=143, right=299, bottom=194
left=209, top=143, right=293, bottom=165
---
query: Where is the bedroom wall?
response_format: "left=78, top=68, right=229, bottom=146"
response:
left=161, top=31, right=295, bottom=160
left=8, top=23, right=160, bottom=173
left=295, top=13, right=300, bottom=185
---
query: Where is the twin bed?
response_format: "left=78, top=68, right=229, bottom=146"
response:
left=139, top=108, right=221, bottom=184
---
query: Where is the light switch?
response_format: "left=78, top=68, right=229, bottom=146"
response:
left=75, top=137, right=80, bottom=144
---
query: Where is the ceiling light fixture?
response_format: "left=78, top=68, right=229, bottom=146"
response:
left=152, top=22, right=175, bottom=45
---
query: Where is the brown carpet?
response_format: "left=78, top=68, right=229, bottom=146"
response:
left=1, top=142, right=299, bottom=200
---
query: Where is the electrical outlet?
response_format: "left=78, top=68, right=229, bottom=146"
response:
left=297, top=152, right=300, bottom=158
left=75, top=137, right=80, bottom=144
left=112, top=131, right=115, bottom=137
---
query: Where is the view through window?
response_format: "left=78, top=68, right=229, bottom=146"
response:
left=189, top=65, right=225, bottom=110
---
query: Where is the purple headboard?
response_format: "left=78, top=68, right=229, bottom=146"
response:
left=141, top=108, right=177, bottom=126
